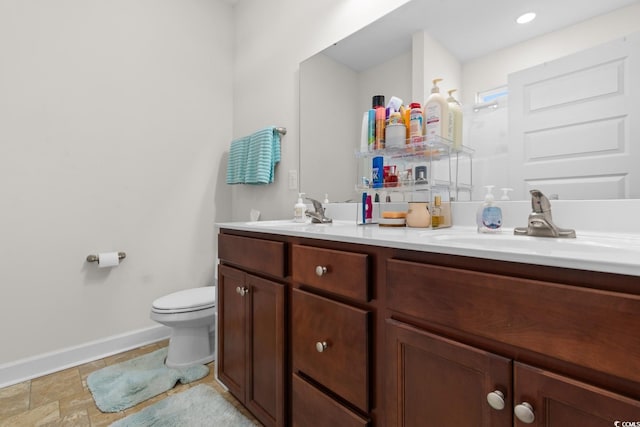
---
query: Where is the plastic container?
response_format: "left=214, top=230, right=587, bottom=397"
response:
left=409, top=102, right=423, bottom=143
left=424, top=78, right=449, bottom=140
left=476, top=185, right=502, bottom=233
left=294, top=193, right=306, bottom=223
left=447, top=89, right=463, bottom=150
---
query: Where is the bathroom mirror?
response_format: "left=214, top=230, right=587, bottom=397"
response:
left=299, top=0, right=640, bottom=202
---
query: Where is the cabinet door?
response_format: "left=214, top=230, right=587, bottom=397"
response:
left=514, top=362, right=640, bottom=426
left=386, top=319, right=512, bottom=427
left=217, top=264, right=248, bottom=402
left=246, top=274, right=286, bottom=427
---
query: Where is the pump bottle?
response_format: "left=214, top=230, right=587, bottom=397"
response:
left=294, top=193, right=306, bottom=223
left=424, top=78, right=449, bottom=141
left=447, top=89, right=463, bottom=150
left=476, top=185, right=502, bottom=233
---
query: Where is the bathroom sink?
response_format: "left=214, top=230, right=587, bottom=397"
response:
left=243, top=219, right=354, bottom=228
left=426, top=230, right=640, bottom=258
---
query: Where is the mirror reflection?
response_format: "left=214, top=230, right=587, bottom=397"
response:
left=299, top=0, right=640, bottom=201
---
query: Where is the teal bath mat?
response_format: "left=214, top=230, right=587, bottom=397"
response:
left=110, top=384, right=257, bottom=427
left=87, top=347, right=209, bottom=413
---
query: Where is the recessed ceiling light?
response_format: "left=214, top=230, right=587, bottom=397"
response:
left=516, top=12, right=537, bottom=24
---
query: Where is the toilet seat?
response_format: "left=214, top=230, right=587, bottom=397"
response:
left=151, top=286, right=215, bottom=314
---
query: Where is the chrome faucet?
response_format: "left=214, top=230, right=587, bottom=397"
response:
left=305, top=198, right=332, bottom=224
left=514, top=190, right=576, bottom=238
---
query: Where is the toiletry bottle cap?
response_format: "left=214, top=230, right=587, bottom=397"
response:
left=483, top=185, right=495, bottom=202
left=410, top=102, right=421, bottom=109
left=500, top=188, right=513, bottom=201
left=297, top=192, right=305, bottom=203
left=372, top=95, right=385, bottom=108
left=447, top=89, right=460, bottom=104
left=431, top=78, right=443, bottom=93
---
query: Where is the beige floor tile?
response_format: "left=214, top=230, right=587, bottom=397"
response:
left=0, top=401, right=59, bottom=427
left=0, top=342, right=261, bottom=426
left=0, top=381, right=31, bottom=419
left=30, top=368, right=83, bottom=409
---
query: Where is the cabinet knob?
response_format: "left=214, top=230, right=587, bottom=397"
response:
left=486, top=390, right=505, bottom=410
left=236, top=286, right=249, bottom=296
left=514, top=402, right=535, bottom=424
left=315, top=266, right=328, bottom=277
left=236, top=286, right=241, bottom=294
left=315, top=341, right=329, bottom=352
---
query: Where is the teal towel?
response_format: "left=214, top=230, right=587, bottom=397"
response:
left=245, top=126, right=281, bottom=184
left=226, top=127, right=281, bottom=184
left=226, top=135, right=250, bottom=184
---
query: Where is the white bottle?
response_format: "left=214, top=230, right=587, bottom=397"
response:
left=423, top=78, right=449, bottom=141
left=447, top=89, right=463, bottom=151
left=476, top=185, right=502, bottom=233
left=294, top=193, right=306, bottom=223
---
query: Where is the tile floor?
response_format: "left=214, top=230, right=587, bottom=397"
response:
left=0, top=340, right=261, bottom=426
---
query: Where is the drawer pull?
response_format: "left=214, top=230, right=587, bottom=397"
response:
left=514, top=402, right=535, bottom=423
left=315, top=341, right=329, bottom=352
left=236, top=286, right=249, bottom=296
left=315, top=266, right=328, bottom=277
left=486, top=390, right=505, bottom=410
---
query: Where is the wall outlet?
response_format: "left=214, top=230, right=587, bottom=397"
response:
left=288, top=170, right=298, bottom=190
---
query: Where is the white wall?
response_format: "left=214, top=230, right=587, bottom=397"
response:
left=0, top=0, right=233, bottom=366
left=231, top=0, right=411, bottom=220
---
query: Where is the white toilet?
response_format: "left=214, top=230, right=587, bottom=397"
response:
left=150, top=286, right=216, bottom=368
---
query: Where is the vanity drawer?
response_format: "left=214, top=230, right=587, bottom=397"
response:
left=292, top=288, right=370, bottom=412
left=218, top=233, right=286, bottom=278
left=292, top=374, right=369, bottom=427
left=292, top=244, right=369, bottom=301
left=386, top=258, right=640, bottom=384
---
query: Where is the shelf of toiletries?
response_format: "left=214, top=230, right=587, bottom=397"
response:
left=355, top=135, right=474, bottom=196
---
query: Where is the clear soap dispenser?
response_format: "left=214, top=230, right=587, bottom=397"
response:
left=476, top=185, right=502, bottom=233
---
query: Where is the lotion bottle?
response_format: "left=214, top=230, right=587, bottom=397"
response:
left=294, top=193, right=306, bottom=223
left=424, top=78, right=449, bottom=141
left=476, top=185, right=502, bottom=233
left=447, top=89, right=463, bottom=150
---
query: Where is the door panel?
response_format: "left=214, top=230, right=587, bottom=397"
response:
left=217, top=264, right=247, bottom=402
left=509, top=32, right=640, bottom=199
left=385, top=319, right=512, bottom=427
left=514, top=362, right=640, bottom=426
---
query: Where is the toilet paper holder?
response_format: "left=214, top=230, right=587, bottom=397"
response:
left=86, top=252, right=126, bottom=263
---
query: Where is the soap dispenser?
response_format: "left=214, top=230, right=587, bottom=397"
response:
left=477, top=185, right=502, bottom=233
left=294, top=193, right=306, bottom=223
left=424, top=78, right=449, bottom=140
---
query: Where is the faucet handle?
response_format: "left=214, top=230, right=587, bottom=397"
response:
left=530, top=189, right=552, bottom=215
left=306, top=197, right=324, bottom=213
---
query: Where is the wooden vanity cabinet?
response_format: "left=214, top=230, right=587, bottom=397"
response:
left=217, top=234, right=287, bottom=427
left=291, top=243, right=373, bottom=426
left=385, top=257, right=640, bottom=426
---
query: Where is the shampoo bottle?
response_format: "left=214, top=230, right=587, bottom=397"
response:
left=476, top=185, right=502, bottom=233
left=294, top=193, right=306, bottom=223
left=424, top=78, right=449, bottom=141
left=447, top=89, right=463, bottom=150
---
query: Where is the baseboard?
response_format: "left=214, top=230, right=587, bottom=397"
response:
left=0, top=325, right=171, bottom=389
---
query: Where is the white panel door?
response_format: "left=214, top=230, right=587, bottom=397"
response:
left=508, top=32, right=640, bottom=200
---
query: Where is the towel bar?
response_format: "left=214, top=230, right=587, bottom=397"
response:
left=276, top=127, right=287, bottom=135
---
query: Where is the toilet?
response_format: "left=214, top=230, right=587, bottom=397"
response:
left=150, top=286, right=216, bottom=368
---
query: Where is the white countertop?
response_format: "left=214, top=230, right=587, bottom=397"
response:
left=216, top=219, right=640, bottom=278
